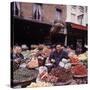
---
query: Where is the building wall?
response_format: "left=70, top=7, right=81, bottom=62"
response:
left=19, top=2, right=66, bottom=24
left=66, top=5, right=88, bottom=26
left=42, top=4, right=67, bottom=23
left=20, top=2, right=33, bottom=19
left=12, top=2, right=88, bottom=26
left=12, top=2, right=87, bottom=46
left=42, top=4, right=55, bottom=23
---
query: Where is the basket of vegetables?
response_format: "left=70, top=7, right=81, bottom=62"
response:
left=71, top=64, right=87, bottom=77
left=42, top=66, right=73, bottom=86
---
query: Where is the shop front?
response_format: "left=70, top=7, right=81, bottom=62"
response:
left=11, top=16, right=67, bottom=47
left=66, top=22, right=87, bottom=49
left=11, top=16, right=52, bottom=47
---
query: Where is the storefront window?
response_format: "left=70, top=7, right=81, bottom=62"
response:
left=72, top=5, right=76, bottom=9
left=71, top=5, right=77, bottom=13
left=71, top=5, right=76, bottom=11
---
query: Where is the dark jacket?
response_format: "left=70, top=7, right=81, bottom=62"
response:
left=49, top=49, right=68, bottom=65
left=11, top=53, right=24, bottom=60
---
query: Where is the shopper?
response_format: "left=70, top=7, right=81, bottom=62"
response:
left=11, top=46, right=24, bottom=64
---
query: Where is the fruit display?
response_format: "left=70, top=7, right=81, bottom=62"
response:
left=27, top=82, right=53, bottom=87
left=78, top=53, right=87, bottom=61
left=70, top=55, right=79, bottom=64
left=42, top=75, right=58, bottom=83
left=71, top=64, right=87, bottom=76
left=48, top=67, right=73, bottom=82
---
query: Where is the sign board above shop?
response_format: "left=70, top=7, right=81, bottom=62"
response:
left=71, top=23, right=87, bottom=31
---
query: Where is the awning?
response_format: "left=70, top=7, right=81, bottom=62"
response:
left=71, top=23, right=87, bottom=31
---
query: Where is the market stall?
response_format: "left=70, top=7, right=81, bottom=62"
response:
left=11, top=44, right=88, bottom=88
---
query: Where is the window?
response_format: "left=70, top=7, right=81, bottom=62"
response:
left=33, top=4, right=42, bottom=21
left=55, top=8, right=62, bottom=20
left=79, top=6, right=84, bottom=13
left=78, top=14, right=84, bottom=24
left=71, top=13, right=76, bottom=22
left=72, top=5, right=76, bottom=9
left=71, top=5, right=76, bottom=12
left=11, top=2, right=21, bottom=16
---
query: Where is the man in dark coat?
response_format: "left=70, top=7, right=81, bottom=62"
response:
left=11, top=46, right=24, bottom=71
left=49, top=44, right=68, bottom=66
left=11, top=46, right=24, bottom=63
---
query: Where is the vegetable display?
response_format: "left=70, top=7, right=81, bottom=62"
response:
left=49, top=67, right=72, bottom=82
left=70, top=55, right=79, bottom=64
left=42, top=75, right=58, bottom=83
left=78, top=54, right=87, bottom=61
left=59, top=58, right=71, bottom=69
left=42, top=67, right=72, bottom=83
left=71, top=64, right=87, bottom=75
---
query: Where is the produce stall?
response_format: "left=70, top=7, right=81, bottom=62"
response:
left=11, top=45, right=88, bottom=88
left=71, top=64, right=88, bottom=84
left=12, top=61, right=88, bottom=88
left=42, top=67, right=73, bottom=85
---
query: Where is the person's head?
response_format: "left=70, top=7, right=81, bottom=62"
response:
left=13, top=46, right=22, bottom=54
left=56, top=44, right=62, bottom=52
left=17, top=46, right=22, bottom=54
